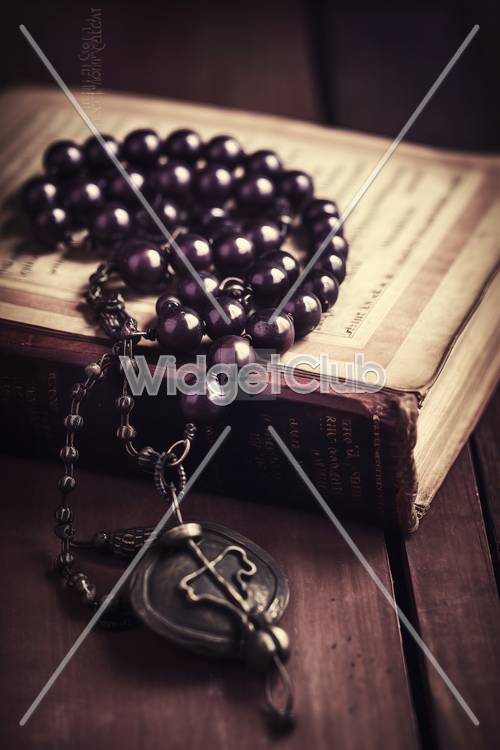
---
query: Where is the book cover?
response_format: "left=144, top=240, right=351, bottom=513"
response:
left=1, top=86, right=498, bottom=531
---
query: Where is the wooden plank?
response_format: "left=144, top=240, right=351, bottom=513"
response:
left=0, top=454, right=418, bottom=750
left=403, top=446, right=500, bottom=749
left=472, top=389, right=500, bottom=581
left=3, top=0, right=321, bottom=123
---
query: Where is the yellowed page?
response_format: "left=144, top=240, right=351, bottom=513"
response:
left=0, top=87, right=498, bottom=394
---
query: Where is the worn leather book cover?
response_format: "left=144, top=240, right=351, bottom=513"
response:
left=0, top=87, right=498, bottom=531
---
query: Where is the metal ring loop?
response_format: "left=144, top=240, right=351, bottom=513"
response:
left=165, top=438, right=191, bottom=467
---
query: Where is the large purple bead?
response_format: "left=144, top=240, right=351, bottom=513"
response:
left=246, top=310, right=295, bottom=355
left=246, top=261, right=288, bottom=306
left=243, top=219, right=283, bottom=255
left=303, top=270, right=339, bottom=311
left=123, top=128, right=161, bottom=167
left=170, top=233, right=213, bottom=274
left=193, top=205, right=228, bottom=229
left=204, top=135, right=244, bottom=167
left=107, top=170, right=146, bottom=207
left=91, top=203, right=131, bottom=244
left=31, top=207, right=69, bottom=247
left=212, top=231, right=254, bottom=274
left=63, top=180, right=103, bottom=224
left=262, top=250, right=300, bottom=283
left=310, top=215, right=344, bottom=242
left=157, top=306, right=204, bottom=353
left=207, top=335, right=256, bottom=368
left=176, top=270, right=219, bottom=310
left=155, top=293, right=182, bottom=317
left=315, top=252, right=346, bottom=283
left=317, top=234, right=349, bottom=260
left=303, top=198, right=339, bottom=226
left=204, top=217, right=241, bottom=241
left=179, top=389, right=225, bottom=422
left=149, top=162, right=193, bottom=202
left=118, top=238, right=167, bottom=291
left=164, top=128, right=202, bottom=163
left=284, top=292, right=322, bottom=339
left=236, top=175, right=275, bottom=209
left=43, top=140, right=84, bottom=178
left=194, top=164, right=233, bottom=205
left=83, top=134, right=120, bottom=170
left=135, top=197, right=180, bottom=236
left=279, top=170, right=314, bottom=212
left=22, top=177, right=59, bottom=214
left=246, top=149, right=283, bottom=176
left=204, top=295, right=246, bottom=339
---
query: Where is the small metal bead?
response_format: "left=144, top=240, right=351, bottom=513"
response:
left=184, top=423, right=197, bottom=440
left=54, top=506, right=73, bottom=523
left=59, top=446, right=79, bottom=463
left=84, top=362, right=102, bottom=379
left=64, top=414, right=84, bottom=431
left=54, top=523, right=75, bottom=540
left=69, top=571, right=90, bottom=591
left=115, top=395, right=134, bottom=412
left=80, top=581, right=97, bottom=606
left=137, top=445, right=159, bottom=471
left=117, top=424, right=136, bottom=441
left=71, top=383, right=87, bottom=401
left=56, top=551, right=75, bottom=568
left=58, top=475, right=76, bottom=493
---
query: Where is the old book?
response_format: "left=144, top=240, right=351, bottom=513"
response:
left=0, top=86, right=498, bottom=532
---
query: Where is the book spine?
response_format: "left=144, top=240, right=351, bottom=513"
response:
left=0, top=349, right=419, bottom=531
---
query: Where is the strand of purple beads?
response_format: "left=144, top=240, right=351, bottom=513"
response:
left=21, top=127, right=348, bottom=415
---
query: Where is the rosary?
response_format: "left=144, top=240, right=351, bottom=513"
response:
left=20, top=127, right=348, bottom=730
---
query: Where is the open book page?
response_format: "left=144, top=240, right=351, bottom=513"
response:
left=0, top=87, right=498, bottom=394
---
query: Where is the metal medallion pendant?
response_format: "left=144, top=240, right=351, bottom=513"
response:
left=128, top=520, right=294, bottom=728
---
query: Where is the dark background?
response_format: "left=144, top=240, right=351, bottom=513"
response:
left=1, top=0, right=498, bottom=150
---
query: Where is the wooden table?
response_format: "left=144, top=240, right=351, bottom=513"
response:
left=1, top=391, right=498, bottom=750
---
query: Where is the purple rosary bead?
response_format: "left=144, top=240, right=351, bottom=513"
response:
left=246, top=310, right=295, bottom=355
left=149, top=162, right=193, bottom=203
left=107, top=170, right=146, bottom=207
left=204, top=296, right=246, bottom=339
left=246, top=149, right=283, bottom=177
left=243, top=219, right=283, bottom=256
left=135, top=197, right=180, bottom=236
left=31, top=207, right=70, bottom=247
left=246, top=261, right=289, bottom=306
left=176, top=270, right=219, bottom=310
left=236, top=175, right=276, bottom=209
left=303, top=198, right=339, bottom=226
left=194, top=164, right=234, bottom=205
left=118, top=238, right=167, bottom=292
left=302, top=270, right=339, bottom=311
left=157, top=306, right=204, bottom=353
left=262, top=250, right=300, bottom=283
left=43, top=140, right=84, bottom=178
left=22, top=177, right=59, bottom=214
left=123, top=128, right=161, bottom=167
left=284, top=292, right=322, bottom=339
left=91, top=203, right=131, bottom=244
left=212, top=231, right=255, bottom=275
left=204, top=134, right=244, bottom=167
left=315, top=251, right=346, bottom=283
left=170, top=233, right=213, bottom=274
left=207, top=335, right=256, bottom=368
left=279, top=170, right=314, bottom=212
left=164, top=128, right=202, bottom=163
left=83, top=134, right=120, bottom=170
